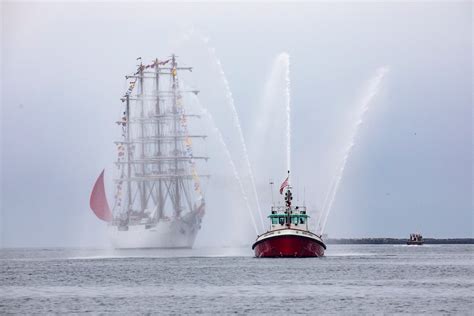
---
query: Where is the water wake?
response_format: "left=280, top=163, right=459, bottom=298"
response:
left=318, top=66, right=390, bottom=234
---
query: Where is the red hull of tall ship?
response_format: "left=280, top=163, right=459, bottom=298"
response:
left=252, top=229, right=326, bottom=258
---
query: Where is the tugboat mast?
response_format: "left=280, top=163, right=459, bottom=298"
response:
left=269, top=180, right=275, bottom=206
left=284, top=170, right=292, bottom=228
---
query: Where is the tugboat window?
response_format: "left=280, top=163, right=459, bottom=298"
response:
left=272, top=218, right=278, bottom=225
left=300, top=217, right=305, bottom=224
left=279, top=217, right=285, bottom=225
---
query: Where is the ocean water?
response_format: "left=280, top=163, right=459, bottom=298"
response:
left=1, top=245, right=472, bottom=314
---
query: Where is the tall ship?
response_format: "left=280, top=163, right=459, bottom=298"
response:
left=90, top=55, right=208, bottom=248
left=252, top=172, right=326, bottom=257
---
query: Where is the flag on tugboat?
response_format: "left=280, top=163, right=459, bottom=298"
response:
left=279, top=176, right=289, bottom=194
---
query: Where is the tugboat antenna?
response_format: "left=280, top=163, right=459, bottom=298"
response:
left=296, top=176, right=299, bottom=203
left=269, top=179, right=275, bottom=205
left=303, top=186, right=306, bottom=206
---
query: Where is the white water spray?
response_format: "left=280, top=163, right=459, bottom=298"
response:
left=206, top=47, right=265, bottom=231
left=251, top=52, right=292, bottom=202
left=282, top=53, right=291, bottom=173
left=198, top=103, right=260, bottom=235
left=318, top=66, right=390, bottom=234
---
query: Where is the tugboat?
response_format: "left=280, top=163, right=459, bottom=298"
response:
left=252, top=171, right=326, bottom=257
left=407, top=233, right=424, bottom=245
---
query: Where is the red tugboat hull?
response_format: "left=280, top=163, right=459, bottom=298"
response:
left=252, top=230, right=326, bottom=258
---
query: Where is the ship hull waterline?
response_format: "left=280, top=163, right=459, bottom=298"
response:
left=108, top=210, right=203, bottom=249
left=252, top=232, right=326, bottom=258
left=406, top=241, right=424, bottom=246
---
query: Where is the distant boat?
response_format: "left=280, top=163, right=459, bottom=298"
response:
left=407, top=233, right=424, bottom=245
left=252, top=171, right=326, bottom=257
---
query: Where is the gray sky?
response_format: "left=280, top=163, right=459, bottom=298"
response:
left=1, top=1, right=472, bottom=247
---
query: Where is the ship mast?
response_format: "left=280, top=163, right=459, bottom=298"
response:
left=139, top=60, right=147, bottom=213
left=126, top=94, right=132, bottom=223
left=171, top=54, right=180, bottom=217
left=154, top=58, right=164, bottom=219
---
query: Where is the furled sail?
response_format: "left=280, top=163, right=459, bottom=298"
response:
left=90, top=169, right=112, bottom=222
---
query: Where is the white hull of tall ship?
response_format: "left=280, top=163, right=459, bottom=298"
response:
left=108, top=211, right=203, bottom=249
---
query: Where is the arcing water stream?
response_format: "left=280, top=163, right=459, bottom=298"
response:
left=281, top=53, right=292, bottom=172
left=318, top=66, right=390, bottom=234
left=250, top=52, right=292, bottom=206
left=206, top=47, right=265, bottom=231
left=193, top=97, right=259, bottom=235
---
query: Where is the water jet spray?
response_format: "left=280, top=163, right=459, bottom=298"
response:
left=318, top=66, right=390, bottom=234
